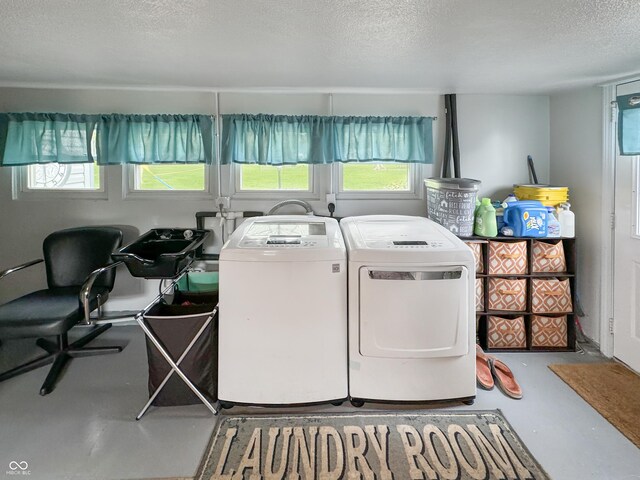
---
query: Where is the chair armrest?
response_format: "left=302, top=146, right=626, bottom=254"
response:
left=0, top=259, right=44, bottom=280
left=79, top=261, right=123, bottom=325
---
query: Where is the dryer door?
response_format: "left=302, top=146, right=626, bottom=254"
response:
left=359, top=265, right=469, bottom=358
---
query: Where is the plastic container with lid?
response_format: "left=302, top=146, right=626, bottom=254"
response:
left=513, top=184, right=569, bottom=207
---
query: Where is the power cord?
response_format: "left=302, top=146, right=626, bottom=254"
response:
left=328, top=202, right=336, bottom=218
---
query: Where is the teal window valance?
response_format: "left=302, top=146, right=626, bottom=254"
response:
left=222, top=114, right=332, bottom=165
left=0, top=113, right=97, bottom=166
left=221, top=114, right=433, bottom=165
left=618, top=94, right=640, bottom=156
left=96, top=114, right=215, bottom=165
left=332, top=116, right=433, bottom=164
left=0, top=113, right=215, bottom=166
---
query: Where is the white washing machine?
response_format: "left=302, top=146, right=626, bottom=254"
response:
left=340, top=215, right=476, bottom=404
left=218, top=215, right=348, bottom=405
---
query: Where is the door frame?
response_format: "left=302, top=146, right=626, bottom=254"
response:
left=600, top=83, right=616, bottom=357
left=601, top=78, right=640, bottom=357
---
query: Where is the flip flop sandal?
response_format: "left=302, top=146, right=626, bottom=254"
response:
left=489, top=357, right=523, bottom=399
left=475, top=344, right=494, bottom=390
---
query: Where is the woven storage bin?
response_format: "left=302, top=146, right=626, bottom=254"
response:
left=488, top=278, right=527, bottom=311
left=488, top=241, right=528, bottom=275
left=476, top=278, right=485, bottom=312
left=531, top=278, right=573, bottom=314
left=532, top=240, right=566, bottom=273
left=488, top=316, right=526, bottom=349
left=465, top=241, right=484, bottom=274
left=531, top=315, right=568, bottom=348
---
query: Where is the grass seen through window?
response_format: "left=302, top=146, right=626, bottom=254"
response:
left=133, top=162, right=410, bottom=192
left=136, top=164, right=206, bottom=190
left=240, top=164, right=310, bottom=191
left=342, top=163, right=410, bottom=191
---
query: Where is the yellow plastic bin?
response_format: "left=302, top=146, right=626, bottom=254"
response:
left=513, top=184, right=569, bottom=207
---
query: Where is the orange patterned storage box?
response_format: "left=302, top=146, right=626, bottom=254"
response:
left=476, top=278, right=484, bottom=312
left=531, top=315, right=568, bottom=348
left=531, top=278, right=573, bottom=314
left=487, top=316, right=526, bottom=349
left=488, top=241, right=528, bottom=275
left=532, top=240, right=566, bottom=273
left=465, top=242, right=484, bottom=273
left=488, top=278, right=527, bottom=311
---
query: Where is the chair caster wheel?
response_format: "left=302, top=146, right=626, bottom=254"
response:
left=219, top=401, right=234, bottom=410
left=350, top=399, right=365, bottom=408
left=462, top=399, right=475, bottom=405
left=331, top=400, right=344, bottom=406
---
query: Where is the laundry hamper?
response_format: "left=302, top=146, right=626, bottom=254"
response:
left=425, top=178, right=480, bottom=236
left=144, top=298, right=218, bottom=406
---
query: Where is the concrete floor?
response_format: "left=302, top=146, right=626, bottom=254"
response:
left=0, top=326, right=639, bottom=480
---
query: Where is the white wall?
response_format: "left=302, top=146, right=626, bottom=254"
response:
left=459, top=95, right=550, bottom=198
left=0, top=87, right=550, bottom=311
left=549, top=87, right=604, bottom=342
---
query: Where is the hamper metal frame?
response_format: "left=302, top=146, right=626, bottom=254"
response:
left=135, top=270, right=218, bottom=419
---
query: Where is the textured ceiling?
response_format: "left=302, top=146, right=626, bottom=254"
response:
left=0, top=0, right=639, bottom=94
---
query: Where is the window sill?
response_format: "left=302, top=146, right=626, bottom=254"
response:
left=231, top=190, right=321, bottom=201
left=336, top=190, right=422, bottom=201
left=14, top=190, right=109, bottom=201
left=123, top=190, right=215, bottom=201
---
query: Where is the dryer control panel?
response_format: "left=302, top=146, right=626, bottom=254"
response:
left=354, top=220, right=455, bottom=250
left=362, top=239, right=449, bottom=249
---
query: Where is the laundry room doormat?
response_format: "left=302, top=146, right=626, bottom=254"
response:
left=549, top=362, right=640, bottom=448
left=194, top=410, right=549, bottom=480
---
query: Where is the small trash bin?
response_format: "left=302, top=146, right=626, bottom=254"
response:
left=173, top=271, right=218, bottom=306
left=175, top=271, right=219, bottom=293
left=425, top=178, right=481, bottom=236
left=144, top=298, right=218, bottom=406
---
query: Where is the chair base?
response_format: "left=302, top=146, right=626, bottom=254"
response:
left=0, top=324, right=123, bottom=396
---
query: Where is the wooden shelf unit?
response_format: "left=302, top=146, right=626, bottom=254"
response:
left=464, top=236, right=577, bottom=352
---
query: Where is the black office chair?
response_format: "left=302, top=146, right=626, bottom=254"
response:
left=0, top=226, right=124, bottom=395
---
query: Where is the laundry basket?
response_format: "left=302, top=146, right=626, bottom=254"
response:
left=144, top=300, right=217, bottom=406
left=425, top=178, right=481, bottom=236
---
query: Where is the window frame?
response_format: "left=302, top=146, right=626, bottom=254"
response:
left=12, top=163, right=108, bottom=201
left=123, top=163, right=216, bottom=201
left=336, top=162, right=423, bottom=200
left=230, top=163, right=320, bottom=201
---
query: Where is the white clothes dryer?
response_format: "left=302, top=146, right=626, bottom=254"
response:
left=340, top=215, right=476, bottom=404
left=218, top=215, right=348, bottom=406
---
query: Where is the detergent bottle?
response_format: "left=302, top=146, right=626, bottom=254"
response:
left=558, top=203, right=575, bottom=237
left=546, top=207, right=561, bottom=238
left=503, top=200, right=548, bottom=237
left=474, top=198, right=498, bottom=237
left=501, top=193, right=518, bottom=208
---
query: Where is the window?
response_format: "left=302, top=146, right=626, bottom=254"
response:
left=15, top=162, right=106, bottom=200
left=237, top=164, right=311, bottom=192
left=26, top=162, right=101, bottom=190
left=340, top=162, right=412, bottom=192
left=130, top=164, right=208, bottom=192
